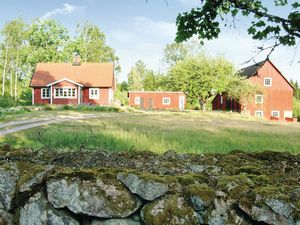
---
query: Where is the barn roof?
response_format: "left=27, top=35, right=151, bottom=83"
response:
left=30, top=63, right=114, bottom=87
left=239, top=60, right=265, bottom=77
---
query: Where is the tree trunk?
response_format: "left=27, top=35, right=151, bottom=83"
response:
left=14, top=52, right=19, bottom=100
left=199, top=99, right=206, bottom=111
left=10, top=69, right=13, bottom=97
left=1, top=44, right=9, bottom=97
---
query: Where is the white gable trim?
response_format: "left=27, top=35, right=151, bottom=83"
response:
left=46, top=78, right=83, bottom=87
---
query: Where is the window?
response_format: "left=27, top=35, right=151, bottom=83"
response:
left=89, top=88, right=100, bottom=99
left=264, top=78, right=272, bottom=86
left=54, top=87, right=76, bottom=98
left=162, top=97, right=171, bottom=105
left=255, top=95, right=263, bottom=104
left=134, top=97, right=140, bottom=105
left=271, top=111, right=280, bottom=118
left=255, top=111, right=263, bottom=118
left=220, top=95, right=223, bottom=104
left=41, top=88, right=50, bottom=99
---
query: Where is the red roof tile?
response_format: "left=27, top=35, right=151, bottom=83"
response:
left=30, top=63, right=114, bottom=87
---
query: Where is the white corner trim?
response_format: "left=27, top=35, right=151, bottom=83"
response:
left=46, top=78, right=83, bottom=87
left=32, top=88, right=34, bottom=105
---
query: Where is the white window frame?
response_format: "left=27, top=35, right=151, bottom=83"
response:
left=255, top=110, right=264, bottom=118
left=89, top=88, right=100, bottom=100
left=162, top=97, right=171, bottom=105
left=264, top=77, right=272, bottom=87
left=271, top=111, right=280, bottom=118
left=41, top=88, right=50, bottom=99
left=220, top=95, right=223, bottom=104
left=54, top=87, right=77, bottom=99
left=134, top=97, right=140, bottom=105
left=255, top=95, right=263, bottom=104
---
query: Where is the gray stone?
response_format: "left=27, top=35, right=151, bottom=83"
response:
left=186, top=165, right=222, bottom=174
left=91, top=219, right=141, bottom=225
left=117, top=172, right=168, bottom=201
left=47, top=177, right=141, bottom=218
left=0, top=163, right=19, bottom=210
left=19, top=192, right=79, bottom=225
left=20, top=165, right=55, bottom=192
left=0, top=209, right=15, bottom=225
left=291, top=187, right=300, bottom=200
left=239, top=198, right=295, bottom=225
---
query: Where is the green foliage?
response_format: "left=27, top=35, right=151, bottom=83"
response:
left=176, top=0, right=300, bottom=53
left=168, top=54, right=249, bottom=110
left=26, top=19, right=70, bottom=64
left=162, top=42, right=190, bottom=66
left=0, top=95, right=17, bottom=108
left=293, top=97, right=300, bottom=121
left=65, top=21, right=120, bottom=72
left=115, top=89, right=128, bottom=106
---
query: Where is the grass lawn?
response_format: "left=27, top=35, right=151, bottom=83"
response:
left=1, top=111, right=300, bottom=154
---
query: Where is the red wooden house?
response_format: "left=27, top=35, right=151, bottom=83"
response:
left=128, top=91, right=186, bottom=110
left=30, top=56, right=115, bottom=106
left=212, top=59, right=294, bottom=121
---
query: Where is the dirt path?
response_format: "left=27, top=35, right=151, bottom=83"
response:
left=0, top=113, right=120, bottom=136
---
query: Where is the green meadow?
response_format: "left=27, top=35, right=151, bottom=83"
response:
left=2, top=111, right=300, bottom=154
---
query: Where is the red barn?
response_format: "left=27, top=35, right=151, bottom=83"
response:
left=212, top=59, right=294, bottom=121
left=30, top=56, right=115, bottom=106
left=128, top=91, right=186, bottom=110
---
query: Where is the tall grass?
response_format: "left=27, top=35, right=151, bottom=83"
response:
left=3, top=113, right=300, bottom=154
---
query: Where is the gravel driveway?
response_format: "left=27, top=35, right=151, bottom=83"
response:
left=0, top=113, right=118, bottom=136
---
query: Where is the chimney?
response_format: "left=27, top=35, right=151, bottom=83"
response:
left=73, top=55, right=81, bottom=66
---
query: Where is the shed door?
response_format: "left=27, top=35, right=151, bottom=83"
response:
left=179, top=96, right=185, bottom=111
left=140, top=98, right=144, bottom=109
left=148, top=98, right=153, bottom=109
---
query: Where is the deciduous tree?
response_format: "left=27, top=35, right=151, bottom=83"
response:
left=176, top=0, right=300, bottom=59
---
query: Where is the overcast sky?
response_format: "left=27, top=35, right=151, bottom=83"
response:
left=0, top=0, right=299, bottom=82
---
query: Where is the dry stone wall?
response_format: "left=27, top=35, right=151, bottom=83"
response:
left=0, top=145, right=299, bottom=225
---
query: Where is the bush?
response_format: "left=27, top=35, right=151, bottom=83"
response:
left=293, top=98, right=300, bottom=121
left=0, top=96, right=17, bottom=108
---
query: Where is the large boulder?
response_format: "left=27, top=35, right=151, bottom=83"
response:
left=0, top=163, right=19, bottom=210
left=19, top=192, right=79, bottom=225
left=117, top=172, right=168, bottom=201
left=90, top=219, right=141, bottom=225
left=141, top=195, right=199, bottom=225
left=47, top=172, right=142, bottom=218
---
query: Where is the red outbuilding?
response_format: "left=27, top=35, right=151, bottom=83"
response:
left=212, top=59, right=295, bottom=121
left=29, top=56, right=115, bottom=106
left=128, top=91, right=186, bottom=110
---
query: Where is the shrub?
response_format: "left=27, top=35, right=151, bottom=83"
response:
left=0, top=96, right=17, bottom=108
left=293, top=98, right=300, bottom=121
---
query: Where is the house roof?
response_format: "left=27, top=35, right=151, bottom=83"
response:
left=30, top=63, right=114, bottom=87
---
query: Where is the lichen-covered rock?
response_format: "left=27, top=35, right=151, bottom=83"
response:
left=141, top=195, right=199, bottom=225
left=185, top=184, right=215, bottom=212
left=0, top=163, right=19, bottom=210
left=19, top=165, right=55, bottom=192
left=90, top=218, right=141, bottom=225
left=19, top=192, right=79, bottom=225
left=0, top=209, right=15, bottom=225
left=239, top=195, right=297, bottom=225
left=47, top=172, right=142, bottom=218
left=117, top=172, right=168, bottom=201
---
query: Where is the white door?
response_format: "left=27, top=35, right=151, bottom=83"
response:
left=179, top=96, right=185, bottom=111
